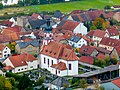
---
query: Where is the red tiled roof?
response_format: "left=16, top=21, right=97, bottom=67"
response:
left=106, top=26, right=119, bottom=36
left=32, top=13, right=40, bottom=19
left=3, top=26, right=22, bottom=33
left=51, top=62, right=67, bottom=70
left=0, top=34, right=12, bottom=43
left=41, top=41, right=78, bottom=60
left=79, top=56, right=94, bottom=65
left=4, top=66, right=14, bottom=70
left=1, top=20, right=13, bottom=27
left=114, top=46, right=120, bottom=56
left=79, top=45, right=96, bottom=55
left=100, top=37, right=119, bottom=47
left=61, top=20, right=79, bottom=31
left=93, top=30, right=106, bottom=38
left=87, top=30, right=95, bottom=37
left=9, top=53, right=37, bottom=67
left=112, top=78, right=120, bottom=88
left=96, top=53, right=106, bottom=60
left=0, top=44, right=6, bottom=51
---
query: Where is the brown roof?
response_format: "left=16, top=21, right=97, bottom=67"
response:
left=4, top=66, right=14, bottom=70
left=106, top=26, right=119, bottom=36
left=100, top=37, right=120, bottom=47
left=31, top=13, right=40, bottom=19
left=112, top=78, right=120, bottom=88
left=9, top=53, right=37, bottom=67
left=96, top=53, right=106, bottom=60
left=0, top=34, right=12, bottom=43
left=114, top=46, right=120, bottom=56
left=0, top=44, right=6, bottom=51
left=87, top=30, right=107, bottom=38
left=79, top=56, right=94, bottom=65
left=41, top=41, right=78, bottom=60
left=112, top=5, right=120, bottom=8
left=51, top=62, right=67, bottom=70
left=1, top=20, right=13, bottom=27
left=79, top=45, right=96, bottom=55
left=60, top=20, right=79, bottom=31
left=3, top=26, right=22, bottom=33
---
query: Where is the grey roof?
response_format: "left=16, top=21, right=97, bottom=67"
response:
left=72, top=15, right=80, bottom=22
left=17, top=40, right=39, bottom=49
left=53, top=10, right=63, bottom=18
left=28, top=19, right=46, bottom=29
left=70, top=35, right=82, bottom=43
left=57, top=20, right=66, bottom=27
left=80, top=13, right=91, bottom=21
left=74, top=64, right=119, bottom=78
left=51, top=77, right=69, bottom=87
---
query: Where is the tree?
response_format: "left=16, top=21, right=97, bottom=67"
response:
left=90, top=25, right=97, bottom=30
left=80, top=79, right=87, bottom=89
left=36, top=76, right=45, bottom=85
left=5, top=80, right=12, bottom=90
left=99, top=14, right=105, bottom=20
left=18, top=74, right=31, bottom=90
left=93, top=18, right=105, bottom=30
left=0, top=3, right=3, bottom=9
left=102, top=21, right=110, bottom=30
left=104, top=5, right=111, bottom=10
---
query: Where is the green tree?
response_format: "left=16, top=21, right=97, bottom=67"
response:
left=18, top=74, right=31, bottom=90
left=36, top=76, right=45, bottom=85
left=0, top=3, right=3, bottom=9
left=90, top=25, right=97, bottom=30
left=80, top=79, right=87, bottom=89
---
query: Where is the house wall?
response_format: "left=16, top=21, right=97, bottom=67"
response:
left=101, top=82, right=120, bottom=90
left=99, top=44, right=114, bottom=51
left=9, top=17, right=17, bottom=26
left=3, top=58, right=14, bottom=68
left=91, top=49, right=98, bottom=57
left=40, top=54, right=58, bottom=71
left=14, top=65, right=28, bottom=73
left=74, top=23, right=87, bottom=35
left=15, top=45, right=39, bottom=55
left=2, top=0, right=19, bottom=6
left=68, top=38, right=87, bottom=48
left=59, top=59, right=78, bottom=76
left=110, top=49, right=119, bottom=60
left=50, top=68, right=67, bottom=76
left=27, top=60, right=38, bottom=70
left=1, top=46, right=11, bottom=59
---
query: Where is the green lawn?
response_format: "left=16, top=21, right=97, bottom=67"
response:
left=0, top=0, right=120, bottom=16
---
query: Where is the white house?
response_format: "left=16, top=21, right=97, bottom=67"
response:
left=3, top=53, right=38, bottom=73
left=57, top=20, right=87, bottom=35
left=68, top=35, right=87, bottom=48
left=40, top=41, right=79, bottom=76
left=0, top=44, right=11, bottom=60
left=2, top=0, right=19, bottom=6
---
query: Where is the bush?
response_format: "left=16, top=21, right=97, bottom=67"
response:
left=0, top=3, right=3, bottom=9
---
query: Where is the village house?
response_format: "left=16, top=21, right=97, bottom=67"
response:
left=0, top=44, right=11, bottom=60
left=49, top=76, right=70, bottom=90
left=106, top=26, right=119, bottom=39
left=9, top=17, right=17, bottom=26
left=31, top=13, right=43, bottom=20
left=99, top=37, right=120, bottom=51
left=111, top=5, right=120, bottom=10
left=40, top=41, right=79, bottom=76
left=87, top=30, right=109, bottom=46
left=113, top=12, right=120, bottom=22
left=0, top=20, right=14, bottom=29
left=3, top=53, right=38, bottom=73
left=68, top=34, right=87, bottom=48
left=15, top=40, right=40, bottom=56
left=52, top=10, right=64, bottom=23
left=57, top=20, right=87, bottom=35
left=79, top=45, right=98, bottom=57
left=101, top=78, right=120, bottom=90
left=2, top=0, right=19, bottom=6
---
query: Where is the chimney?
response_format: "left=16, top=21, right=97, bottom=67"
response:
left=46, top=18, right=50, bottom=26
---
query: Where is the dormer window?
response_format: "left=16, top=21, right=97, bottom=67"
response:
left=54, top=52, right=56, bottom=55
left=65, top=55, right=67, bottom=57
left=45, top=50, right=48, bottom=52
left=50, top=34, right=52, bottom=37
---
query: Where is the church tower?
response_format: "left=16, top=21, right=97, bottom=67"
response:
left=43, top=18, right=53, bottom=45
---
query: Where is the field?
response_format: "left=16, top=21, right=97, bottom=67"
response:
left=0, top=0, right=120, bottom=16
